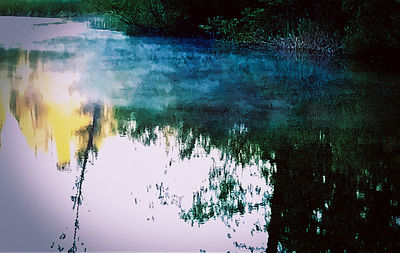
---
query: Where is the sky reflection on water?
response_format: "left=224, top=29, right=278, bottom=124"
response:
left=0, top=17, right=270, bottom=252
left=0, top=16, right=399, bottom=252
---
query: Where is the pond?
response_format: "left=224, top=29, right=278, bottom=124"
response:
left=0, top=16, right=399, bottom=252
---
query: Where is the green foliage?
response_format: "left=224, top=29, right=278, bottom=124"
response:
left=89, top=0, right=189, bottom=35
left=1, top=0, right=399, bottom=59
left=0, top=0, right=93, bottom=17
left=269, top=19, right=342, bottom=55
left=200, top=8, right=267, bottom=43
left=342, top=0, right=400, bottom=58
left=199, top=0, right=399, bottom=59
left=199, top=0, right=345, bottom=54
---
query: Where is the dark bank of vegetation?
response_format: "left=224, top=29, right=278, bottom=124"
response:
left=1, top=0, right=399, bottom=60
left=0, top=0, right=92, bottom=17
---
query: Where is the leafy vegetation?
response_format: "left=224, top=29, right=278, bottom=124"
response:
left=0, top=0, right=398, bottom=61
left=342, top=0, right=400, bottom=59
left=0, top=0, right=93, bottom=17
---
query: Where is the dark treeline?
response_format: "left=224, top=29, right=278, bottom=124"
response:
left=0, top=0, right=92, bottom=17
left=1, top=0, right=399, bottom=59
left=87, top=0, right=400, bottom=60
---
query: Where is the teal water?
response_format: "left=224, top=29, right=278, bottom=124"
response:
left=0, top=16, right=399, bottom=252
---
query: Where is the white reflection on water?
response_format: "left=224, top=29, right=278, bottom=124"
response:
left=78, top=132, right=270, bottom=251
left=0, top=16, right=271, bottom=251
left=0, top=17, right=86, bottom=50
left=0, top=16, right=125, bottom=51
left=0, top=104, right=270, bottom=251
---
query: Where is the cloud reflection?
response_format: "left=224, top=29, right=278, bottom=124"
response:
left=5, top=50, right=117, bottom=170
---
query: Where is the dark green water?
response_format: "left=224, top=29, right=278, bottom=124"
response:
left=0, top=17, right=399, bottom=252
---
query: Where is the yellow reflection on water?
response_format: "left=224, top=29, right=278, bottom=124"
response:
left=162, top=125, right=178, bottom=154
left=92, top=105, right=118, bottom=150
left=5, top=51, right=117, bottom=169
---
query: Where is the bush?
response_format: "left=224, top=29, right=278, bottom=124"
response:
left=90, top=0, right=189, bottom=35
left=0, top=0, right=92, bottom=17
left=1, top=0, right=399, bottom=60
left=342, top=0, right=400, bottom=59
left=200, top=8, right=267, bottom=43
left=269, top=18, right=342, bottom=55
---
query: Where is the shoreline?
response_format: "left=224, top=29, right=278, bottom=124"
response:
left=0, top=14, right=397, bottom=69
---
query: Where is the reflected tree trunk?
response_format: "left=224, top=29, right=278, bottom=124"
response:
left=70, top=104, right=101, bottom=253
left=266, top=190, right=281, bottom=253
left=266, top=144, right=288, bottom=253
left=266, top=136, right=333, bottom=252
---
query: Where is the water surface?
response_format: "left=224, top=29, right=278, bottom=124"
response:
left=0, top=16, right=399, bottom=252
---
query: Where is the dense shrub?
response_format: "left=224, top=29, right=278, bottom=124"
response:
left=1, top=0, right=399, bottom=60
left=86, top=0, right=189, bottom=35
left=0, top=0, right=92, bottom=17
left=342, top=0, right=400, bottom=59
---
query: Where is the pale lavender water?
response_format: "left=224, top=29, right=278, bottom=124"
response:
left=0, top=17, right=271, bottom=252
left=2, top=16, right=398, bottom=253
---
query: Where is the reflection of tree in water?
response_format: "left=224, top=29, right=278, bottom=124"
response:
left=180, top=161, right=267, bottom=224
left=265, top=75, right=400, bottom=252
left=70, top=104, right=100, bottom=253
left=114, top=103, right=272, bottom=249
left=4, top=49, right=95, bottom=171
left=5, top=43, right=395, bottom=251
left=266, top=127, right=400, bottom=252
left=266, top=132, right=333, bottom=252
left=52, top=103, right=109, bottom=252
left=0, top=49, right=119, bottom=252
left=114, top=72, right=400, bottom=252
